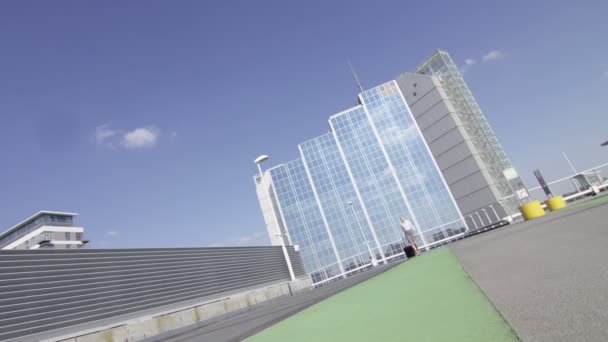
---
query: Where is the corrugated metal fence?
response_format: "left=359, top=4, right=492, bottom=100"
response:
left=0, top=246, right=306, bottom=341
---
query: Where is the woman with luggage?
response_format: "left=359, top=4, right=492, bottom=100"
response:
left=400, top=215, right=419, bottom=256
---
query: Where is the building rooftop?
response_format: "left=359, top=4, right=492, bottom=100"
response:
left=0, top=211, right=78, bottom=240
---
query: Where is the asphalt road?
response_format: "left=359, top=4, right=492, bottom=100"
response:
left=450, top=199, right=608, bottom=342
left=144, top=262, right=401, bottom=342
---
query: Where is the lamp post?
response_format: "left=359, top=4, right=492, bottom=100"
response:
left=348, top=201, right=377, bottom=267
left=255, top=155, right=296, bottom=282
left=274, top=233, right=296, bottom=281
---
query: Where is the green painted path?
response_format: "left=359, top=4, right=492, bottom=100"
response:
left=247, top=249, right=518, bottom=342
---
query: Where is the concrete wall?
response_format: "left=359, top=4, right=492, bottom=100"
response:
left=255, top=172, right=289, bottom=246
left=396, top=73, right=506, bottom=225
left=0, top=246, right=307, bottom=341
left=53, top=277, right=312, bottom=342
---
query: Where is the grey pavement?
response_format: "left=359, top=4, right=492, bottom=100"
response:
left=144, top=261, right=402, bottom=342
left=450, top=199, right=608, bottom=342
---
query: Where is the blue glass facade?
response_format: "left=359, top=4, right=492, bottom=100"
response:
left=257, top=81, right=467, bottom=284
left=268, top=160, right=342, bottom=283
left=357, top=82, right=464, bottom=242
left=300, top=134, right=380, bottom=272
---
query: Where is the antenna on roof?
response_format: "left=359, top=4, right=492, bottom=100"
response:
left=348, top=60, right=364, bottom=93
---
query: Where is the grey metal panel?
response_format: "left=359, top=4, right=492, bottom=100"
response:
left=421, top=113, right=460, bottom=144
left=441, top=155, right=484, bottom=185
left=407, top=89, right=446, bottom=119
left=413, top=103, right=452, bottom=131
left=429, top=132, right=470, bottom=163
left=455, top=187, right=501, bottom=215
left=0, top=246, right=306, bottom=341
left=396, top=72, right=440, bottom=108
left=449, top=171, right=493, bottom=199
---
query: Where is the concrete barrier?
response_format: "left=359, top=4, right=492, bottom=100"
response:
left=519, top=200, right=545, bottom=220
left=55, top=278, right=312, bottom=342
left=1, top=246, right=307, bottom=341
left=545, top=196, right=566, bottom=211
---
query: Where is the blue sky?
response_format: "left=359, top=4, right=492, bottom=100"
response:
left=1, top=1, right=607, bottom=248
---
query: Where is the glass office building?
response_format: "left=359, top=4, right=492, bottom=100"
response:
left=255, top=81, right=467, bottom=284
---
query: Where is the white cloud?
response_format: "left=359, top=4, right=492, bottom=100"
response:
left=122, top=126, right=160, bottom=149
left=94, top=124, right=162, bottom=150
left=460, top=58, right=477, bottom=73
left=482, top=50, right=503, bottom=62
left=95, top=124, right=119, bottom=146
left=170, top=131, right=178, bottom=138
left=107, top=230, right=119, bottom=237
left=461, top=50, right=504, bottom=73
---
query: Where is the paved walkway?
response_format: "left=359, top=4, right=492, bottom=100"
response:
left=450, top=198, right=608, bottom=342
left=145, top=264, right=400, bottom=342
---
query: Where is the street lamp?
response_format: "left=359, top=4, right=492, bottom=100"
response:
left=255, top=154, right=296, bottom=282
left=273, top=233, right=296, bottom=281
left=348, top=201, right=377, bottom=267
left=254, top=155, right=269, bottom=176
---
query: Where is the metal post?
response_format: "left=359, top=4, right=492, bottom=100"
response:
left=564, top=152, right=580, bottom=192
left=276, top=233, right=296, bottom=281
left=481, top=209, right=492, bottom=225
left=488, top=205, right=499, bottom=222
left=563, top=152, right=578, bottom=174
left=474, top=212, right=484, bottom=227
left=468, top=215, right=479, bottom=229
left=348, top=202, right=377, bottom=266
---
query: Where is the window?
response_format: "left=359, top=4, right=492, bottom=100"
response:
left=76, top=233, right=83, bottom=241
left=413, top=83, right=417, bottom=87
left=413, top=92, right=417, bottom=97
left=65, top=232, right=71, bottom=240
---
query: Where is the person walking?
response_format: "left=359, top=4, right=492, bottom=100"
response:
left=400, top=215, right=419, bottom=256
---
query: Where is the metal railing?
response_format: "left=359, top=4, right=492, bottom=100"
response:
left=498, top=162, right=608, bottom=222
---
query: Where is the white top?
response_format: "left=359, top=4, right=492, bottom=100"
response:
left=400, top=220, right=416, bottom=237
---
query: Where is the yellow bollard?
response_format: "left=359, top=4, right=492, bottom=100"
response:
left=545, top=196, right=566, bottom=211
left=519, top=200, right=545, bottom=220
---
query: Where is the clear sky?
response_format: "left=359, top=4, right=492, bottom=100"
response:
left=1, top=1, right=607, bottom=248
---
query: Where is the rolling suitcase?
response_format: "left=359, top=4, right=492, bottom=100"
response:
left=404, top=245, right=416, bottom=258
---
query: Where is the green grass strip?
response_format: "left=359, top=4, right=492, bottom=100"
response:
left=565, top=193, right=608, bottom=210
left=247, top=248, right=518, bottom=342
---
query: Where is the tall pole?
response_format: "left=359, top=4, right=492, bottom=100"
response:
left=563, top=152, right=577, bottom=174
left=348, top=60, right=364, bottom=93
left=256, top=156, right=296, bottom=282
left=275, top=233, right=296, bottom=281
left=349, top=201, right=376, bottom=266
left=563, top=152, right=580, bottom=192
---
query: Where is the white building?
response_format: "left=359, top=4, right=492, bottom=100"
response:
left=0, top=211, right=87, bottom=250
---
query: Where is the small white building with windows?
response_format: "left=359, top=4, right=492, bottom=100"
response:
left=0, top=211, right=87, bottom=250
